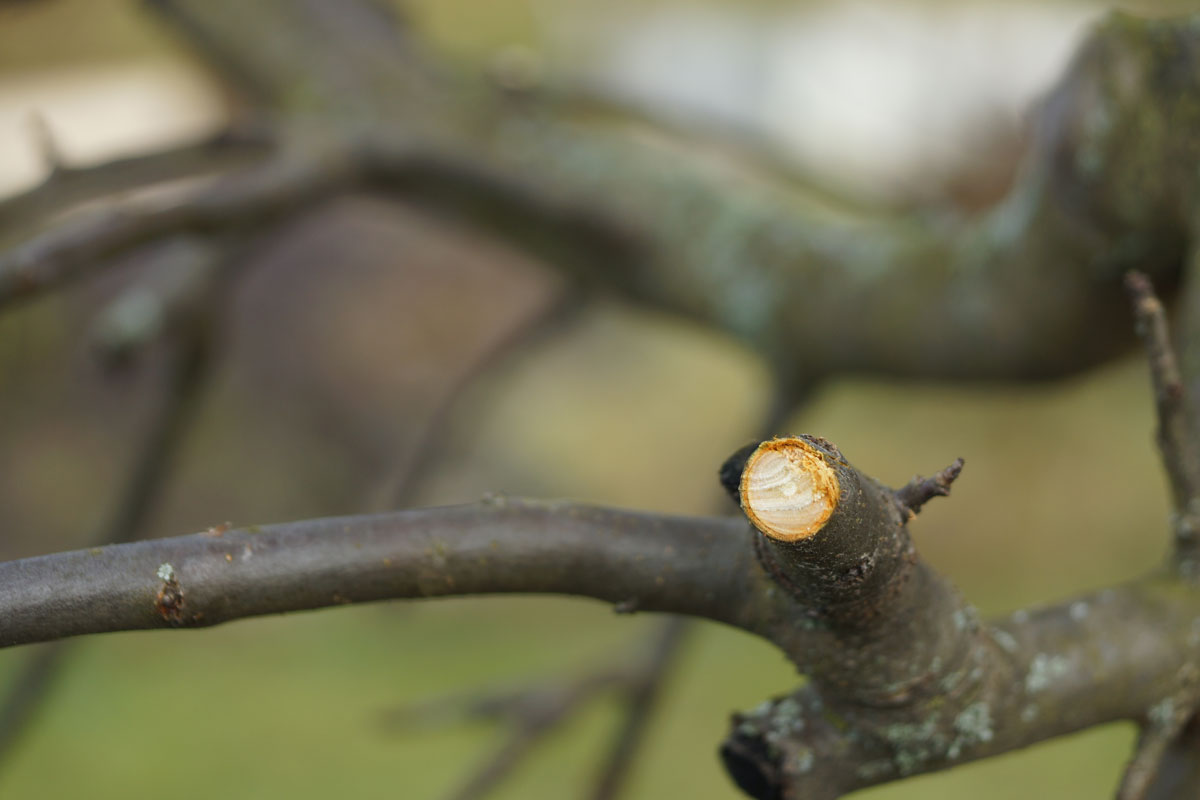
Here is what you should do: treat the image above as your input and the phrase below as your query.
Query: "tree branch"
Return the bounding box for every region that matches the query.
[718,436,1200,798]
[894,458,965,519]
[0,152,347,308]
[0,502,766,648]
[0,125,272,241]
[1,473,1198,799]
[353,12,1200,382]
[7,6,1198,388]
[1126,272,1200,569]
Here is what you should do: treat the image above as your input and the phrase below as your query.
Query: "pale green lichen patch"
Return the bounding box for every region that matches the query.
[990,629,1018,654]
[1148,696,1176,728]
[947,702,994,759]
[952,606,979,633]
[1025,653,1071,693]
[156,563,176,583]
[880,716,941,776]
[773,696,805,732]
[789,747,815,775]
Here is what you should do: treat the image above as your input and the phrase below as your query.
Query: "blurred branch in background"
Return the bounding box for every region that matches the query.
[381,617,689,800]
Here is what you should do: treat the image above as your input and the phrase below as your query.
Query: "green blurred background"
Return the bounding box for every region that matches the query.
[0,0,1185,797]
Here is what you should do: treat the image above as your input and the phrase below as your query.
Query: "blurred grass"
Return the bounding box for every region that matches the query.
[0,0,1179,798]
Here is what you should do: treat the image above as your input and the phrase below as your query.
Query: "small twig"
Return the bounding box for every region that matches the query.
[375,291,580,510]
[382,666,628,800]
[589,616,690,800]
[0,241,224,769]
[893,458,966,519]
[1125,272,1200,561]
[384,620,689,800]
[442,674,616,800]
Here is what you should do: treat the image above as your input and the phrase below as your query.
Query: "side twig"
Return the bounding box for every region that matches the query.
[1126,272,1200,570]
[588,616,690,800]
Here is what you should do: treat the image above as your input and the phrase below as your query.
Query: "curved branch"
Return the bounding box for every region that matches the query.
[7,8,1197,389]
[0,458,1197,798]
[356,12,1200,384]
[0,502,764,648]
[125,2,1200,387]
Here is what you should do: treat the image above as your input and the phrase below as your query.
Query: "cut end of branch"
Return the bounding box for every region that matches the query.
[740,438,839,542]
[894,458,965,518]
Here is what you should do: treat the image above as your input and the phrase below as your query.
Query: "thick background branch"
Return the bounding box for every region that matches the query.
[5,7,1200,389]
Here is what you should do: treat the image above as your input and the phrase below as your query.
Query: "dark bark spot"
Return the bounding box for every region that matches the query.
[155,571,186,626]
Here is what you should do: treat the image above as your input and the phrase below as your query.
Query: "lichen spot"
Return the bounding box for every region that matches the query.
[157,563,176,583]
[740,437,839,542]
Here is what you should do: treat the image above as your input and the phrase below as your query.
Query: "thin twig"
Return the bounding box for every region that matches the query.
[589,616,690,800]
[380,667,629,800]
[381,622,687,800]
[1125,272,1200,561]
[441,674,619,800]
[377,292,581,510]
[894,458,966,519]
